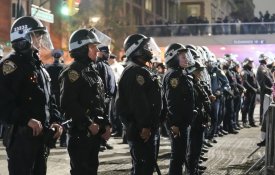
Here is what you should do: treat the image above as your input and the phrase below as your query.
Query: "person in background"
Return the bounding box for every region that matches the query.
[96,45,116,150]
[108,53,124,139]
[45,49,67,147]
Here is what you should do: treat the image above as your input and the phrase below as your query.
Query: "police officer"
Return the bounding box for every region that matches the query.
[162,43,195,174]
[186,61,211,175]
[117,34,162,175]
[256,54,273,123]
[205,55,230,139]
[45,49,66,147]
[230,60,245,129]
[241,58,259,127]
[96,45,118,141]
[222,54,238,134]
[59,28,111,175]
[0,16,63,175]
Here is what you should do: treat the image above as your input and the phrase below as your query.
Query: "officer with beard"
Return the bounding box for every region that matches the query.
[116,34,162,175]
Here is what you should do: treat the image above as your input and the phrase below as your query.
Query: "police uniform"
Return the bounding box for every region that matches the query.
[45,60,64,110]
[188,77,210,175]
[256,63,273,122]
[0,51,61,175]
[117,60,162,174]
[163,68,194,174]
[208,66,229,138]
[242,65,259,126]
[223,67,239,133]
[232,68,245,128]
[45,60,66,147]
[60,58,109,174]
[96,58,118,133]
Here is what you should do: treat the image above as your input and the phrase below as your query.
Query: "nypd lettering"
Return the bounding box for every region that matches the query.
[13,25,28,32]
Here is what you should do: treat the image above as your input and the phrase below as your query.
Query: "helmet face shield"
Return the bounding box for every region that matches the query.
[179,49,195,68]
[145,38,161,62]
[90,28,111,48]
[31,30,53,51]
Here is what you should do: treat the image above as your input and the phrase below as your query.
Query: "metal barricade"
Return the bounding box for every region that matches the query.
[265,103,275,175]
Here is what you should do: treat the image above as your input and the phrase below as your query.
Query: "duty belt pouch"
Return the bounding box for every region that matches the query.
[3,124,15,148]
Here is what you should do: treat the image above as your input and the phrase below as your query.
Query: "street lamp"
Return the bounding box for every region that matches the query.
[89,17,100,24]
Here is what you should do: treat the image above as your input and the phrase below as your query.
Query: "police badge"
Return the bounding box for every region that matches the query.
[136,75,145,85]
[170,78,179,88]
[68,70,79,82]
[3,60,17,75]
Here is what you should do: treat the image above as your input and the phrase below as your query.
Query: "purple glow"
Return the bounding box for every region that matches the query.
[207,44,275,65]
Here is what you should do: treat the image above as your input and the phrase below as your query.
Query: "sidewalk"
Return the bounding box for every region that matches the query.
[0,105,264,175]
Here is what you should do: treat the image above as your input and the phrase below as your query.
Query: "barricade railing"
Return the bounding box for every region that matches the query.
[135,22,275,37]
[265,103,275,175]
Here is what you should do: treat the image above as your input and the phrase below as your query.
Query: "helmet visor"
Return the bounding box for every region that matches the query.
[145,38,161,62]
[179,49,195,68]
[90,28,111,48]
[31,30,53,51]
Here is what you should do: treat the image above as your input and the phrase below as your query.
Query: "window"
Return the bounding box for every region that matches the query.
[12,3,17,18]
[187,4,201,17]
[145,0,152,12]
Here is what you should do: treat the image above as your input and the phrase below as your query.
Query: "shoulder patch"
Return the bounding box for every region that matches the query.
[3,60,17,75]
[170,78,179,88]
[136,75,145,85]
[68,70,79,82]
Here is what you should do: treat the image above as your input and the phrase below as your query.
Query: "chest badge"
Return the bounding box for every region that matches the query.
[68,70,79,82]
[3,60,17,75]
[170,78,179,88]
[136,75,145,85]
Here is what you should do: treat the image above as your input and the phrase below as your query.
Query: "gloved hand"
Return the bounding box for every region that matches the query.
[140,128,151,142]
[171,126,180,138]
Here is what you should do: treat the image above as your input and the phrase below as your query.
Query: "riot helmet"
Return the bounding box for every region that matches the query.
[69,28,100,59]
[98,45,110,60]
[259,53,268,63]
[10,16,53,52]
[0,45,3,59]
[90,28,111,48]
[242,57,254,68]
[266,57,275,69]
[123,34,160,62]
[164,43,195,69]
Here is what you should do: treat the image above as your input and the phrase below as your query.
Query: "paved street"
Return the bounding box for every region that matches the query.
[0,105,265,175]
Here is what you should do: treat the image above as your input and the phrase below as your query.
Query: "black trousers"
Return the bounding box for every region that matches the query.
[6,127,49,175]
[68,134,101,175]
[188,124,204,175]
[241,92,256,124]
[128,132,156,175]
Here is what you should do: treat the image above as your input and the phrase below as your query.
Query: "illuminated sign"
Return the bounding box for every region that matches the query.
[233,39,266,45]
[31,7,54,23]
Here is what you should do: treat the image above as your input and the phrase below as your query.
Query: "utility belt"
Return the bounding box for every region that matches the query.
[3,125,57,149]
[68,115,107,137]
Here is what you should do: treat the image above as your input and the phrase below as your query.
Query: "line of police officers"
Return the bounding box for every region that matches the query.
[0,16,274,175]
